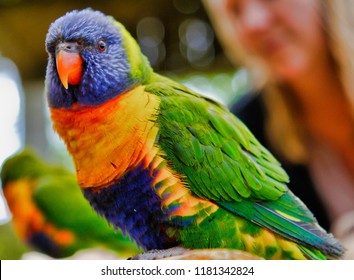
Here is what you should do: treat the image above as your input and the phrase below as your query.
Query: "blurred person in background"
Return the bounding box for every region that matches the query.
[203,0,354,259]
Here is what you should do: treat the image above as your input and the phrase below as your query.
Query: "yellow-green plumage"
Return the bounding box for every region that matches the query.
[147,75,343,259]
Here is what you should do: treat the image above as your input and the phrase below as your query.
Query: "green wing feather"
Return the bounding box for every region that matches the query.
[33,172,139,256]
[1,149,140,257]
[146,74,343,258]
[147,74,289,202]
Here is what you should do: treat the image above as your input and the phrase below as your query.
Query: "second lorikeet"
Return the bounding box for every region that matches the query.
[45,9,344,259]
[1,149,140,258]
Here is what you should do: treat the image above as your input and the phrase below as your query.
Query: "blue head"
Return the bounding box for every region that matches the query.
[45,9,152,108]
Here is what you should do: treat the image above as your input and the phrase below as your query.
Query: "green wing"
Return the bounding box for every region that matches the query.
[2,149,139,257]
[147,74,289,202]
[33,170,140,256]
[145,74,343,257]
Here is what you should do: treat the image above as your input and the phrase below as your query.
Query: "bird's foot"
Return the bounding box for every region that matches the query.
[128,246,189,260]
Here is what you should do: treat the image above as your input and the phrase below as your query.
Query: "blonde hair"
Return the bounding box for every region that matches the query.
[204,0,354,163]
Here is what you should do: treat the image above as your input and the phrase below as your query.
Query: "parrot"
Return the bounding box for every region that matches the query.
[0,149,140,258]
[45,8,344,260]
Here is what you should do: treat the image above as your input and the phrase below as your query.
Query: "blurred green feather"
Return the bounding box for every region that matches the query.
[0,149,140,259]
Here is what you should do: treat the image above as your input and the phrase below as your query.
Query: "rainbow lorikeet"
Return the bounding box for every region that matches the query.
[1,149,140,258]
[45,9,343,260]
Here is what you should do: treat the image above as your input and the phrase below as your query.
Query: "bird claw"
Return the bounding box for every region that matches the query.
[128,246,189,260]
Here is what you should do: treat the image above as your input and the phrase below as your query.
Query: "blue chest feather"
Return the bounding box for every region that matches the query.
[29,232,62,258]
[83,164,178,250]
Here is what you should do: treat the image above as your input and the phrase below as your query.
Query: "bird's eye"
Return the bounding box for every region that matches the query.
[97,40,107,52]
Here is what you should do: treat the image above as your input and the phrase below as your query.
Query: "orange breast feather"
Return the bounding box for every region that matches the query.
[50,86,160,188]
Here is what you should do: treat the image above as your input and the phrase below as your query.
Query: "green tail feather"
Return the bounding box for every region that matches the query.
[218,193,344,258]
[299,246,327,260]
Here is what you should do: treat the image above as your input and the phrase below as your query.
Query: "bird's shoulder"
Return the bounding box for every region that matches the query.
[144,73,289,202]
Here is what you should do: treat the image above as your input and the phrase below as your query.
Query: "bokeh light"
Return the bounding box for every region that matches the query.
[0,58,25,224]
[179,18,215,68]
[173,0,201,14]
[137,17,166,68]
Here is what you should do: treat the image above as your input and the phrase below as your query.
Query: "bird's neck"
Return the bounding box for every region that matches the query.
[50,85,160,188]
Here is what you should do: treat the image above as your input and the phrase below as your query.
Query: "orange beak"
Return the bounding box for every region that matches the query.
[56,50,83,89]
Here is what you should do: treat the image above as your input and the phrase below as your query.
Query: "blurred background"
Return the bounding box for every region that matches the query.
[0,0,249,259]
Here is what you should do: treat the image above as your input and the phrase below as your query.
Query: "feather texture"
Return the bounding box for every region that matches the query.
[1,150,140,258]
[45,9,344,259]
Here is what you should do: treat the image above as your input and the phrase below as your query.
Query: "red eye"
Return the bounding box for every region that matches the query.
[97,40,107,52]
